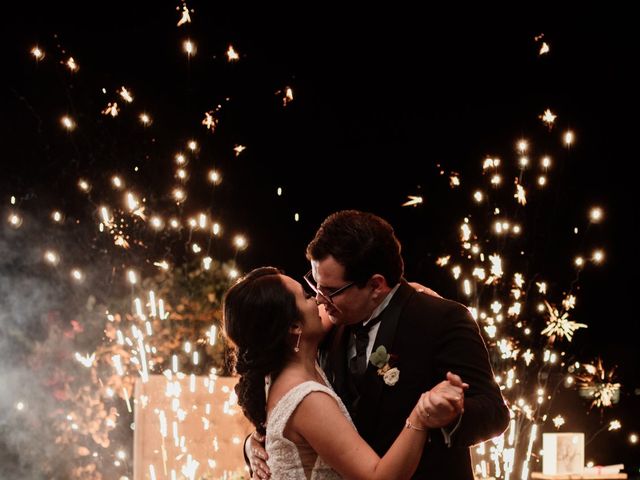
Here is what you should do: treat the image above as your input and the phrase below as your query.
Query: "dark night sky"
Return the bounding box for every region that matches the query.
[3,0,639,470]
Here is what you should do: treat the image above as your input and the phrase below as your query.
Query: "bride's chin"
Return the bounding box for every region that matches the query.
[319,309,336,332]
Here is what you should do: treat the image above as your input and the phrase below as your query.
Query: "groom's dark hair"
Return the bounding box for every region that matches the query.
[306,210,404,286]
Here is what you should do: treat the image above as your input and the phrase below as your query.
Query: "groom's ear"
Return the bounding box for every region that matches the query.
[369,274,388,295]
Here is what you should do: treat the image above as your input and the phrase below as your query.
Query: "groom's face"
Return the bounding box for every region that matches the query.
[310,256,375,326]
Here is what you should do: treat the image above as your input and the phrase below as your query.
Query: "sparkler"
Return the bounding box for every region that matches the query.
[226,45,239,62]
[177,4,191,26]
[435,118,613,477]
[8,9,626,480]
[31,46,44,60]
[402,195,423,207]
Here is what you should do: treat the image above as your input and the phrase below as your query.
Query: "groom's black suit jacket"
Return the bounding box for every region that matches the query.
[319,281,509,480]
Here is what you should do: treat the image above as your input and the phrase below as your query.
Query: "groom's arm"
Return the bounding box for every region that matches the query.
[433,303,510,447]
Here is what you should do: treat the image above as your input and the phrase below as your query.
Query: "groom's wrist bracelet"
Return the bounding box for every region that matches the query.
[405,418,427,431]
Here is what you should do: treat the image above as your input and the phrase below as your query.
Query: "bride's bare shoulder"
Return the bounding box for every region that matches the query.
[266,369,312,411]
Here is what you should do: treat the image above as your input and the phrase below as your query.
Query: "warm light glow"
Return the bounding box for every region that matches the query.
[226,45,239,61]
[31,46,44,60]
[126,192,139,211]
[538,176,547,186]
[66,57,79,72]
[609,420,621,431]
[208,170,221,185]
[78,179,90,192]
[575,256,585,267]
[150,216,163,230]
[592,250,605,264]
[202,111,218,132]
[139,113,151,125]
[540,109,557,127]
[517,140,528,153]
[177,4,191,26]
[8,213,22,228]
[541,156,552,169]
[482,157,500,169]
[233,235,248,250]
[71,269,84,281]
[183,39,195,56]
[590,207,603,223]
[112,176,123,189]
[564,130,575,146]
[173,188,186,203]
[188,140,197,151]
[127,270,138,285]
[474,191,483,202]
[44,250,60,265]
[175,154,186,165]
[402,195,423,207]
[515,184,527,205]
[172,354,178,372]
[102,102,119,117]
[281,86,294,106]
[118,86,133,103]
[630,434,638,444]
[100,206,112,226]
[61,116,76,131]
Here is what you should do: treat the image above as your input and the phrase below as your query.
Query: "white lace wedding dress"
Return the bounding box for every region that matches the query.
[265,367,353,479]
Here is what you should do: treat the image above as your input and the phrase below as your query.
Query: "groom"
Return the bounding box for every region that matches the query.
[248,210,509,479]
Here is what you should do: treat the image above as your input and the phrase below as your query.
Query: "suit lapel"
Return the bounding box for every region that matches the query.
[356,281,415,431]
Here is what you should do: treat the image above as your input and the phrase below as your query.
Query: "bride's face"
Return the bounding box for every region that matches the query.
[281,275,323,333]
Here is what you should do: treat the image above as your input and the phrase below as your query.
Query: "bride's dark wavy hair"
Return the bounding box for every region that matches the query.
[223,267,301,435]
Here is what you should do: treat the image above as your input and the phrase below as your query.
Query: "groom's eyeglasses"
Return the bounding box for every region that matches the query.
[303,270,356,305]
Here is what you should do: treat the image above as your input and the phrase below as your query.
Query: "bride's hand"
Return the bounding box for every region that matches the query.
[415,373,468,429]
[408,282,441,298]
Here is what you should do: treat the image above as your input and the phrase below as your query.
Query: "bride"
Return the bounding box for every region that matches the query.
[223,267,466,480]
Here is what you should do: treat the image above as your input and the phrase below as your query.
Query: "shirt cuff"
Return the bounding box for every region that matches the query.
[441,411,463,447]
[243,434,253,475]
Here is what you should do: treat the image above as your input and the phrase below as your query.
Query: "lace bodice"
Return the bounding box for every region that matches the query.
[265,369,353,479]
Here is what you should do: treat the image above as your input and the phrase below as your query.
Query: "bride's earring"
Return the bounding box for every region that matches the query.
[294,329,302,353]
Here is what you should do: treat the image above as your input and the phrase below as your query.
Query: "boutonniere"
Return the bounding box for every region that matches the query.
[369,346,400,386]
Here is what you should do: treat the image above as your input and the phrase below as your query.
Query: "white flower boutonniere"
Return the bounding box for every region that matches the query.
[383,367,400,386]
[370,346,400,386]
